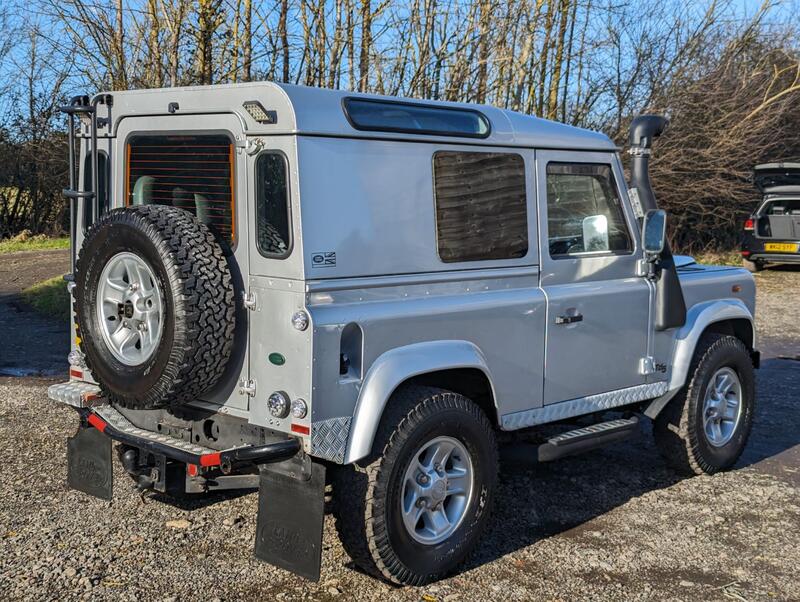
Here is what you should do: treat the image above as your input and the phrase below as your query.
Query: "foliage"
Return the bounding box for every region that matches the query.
[1,0,799,252]
[21,276,70,321]
[0,231,69,253]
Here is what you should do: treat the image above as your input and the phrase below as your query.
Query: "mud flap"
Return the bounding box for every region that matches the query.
[67,426,113,500]
[254,460,326,581]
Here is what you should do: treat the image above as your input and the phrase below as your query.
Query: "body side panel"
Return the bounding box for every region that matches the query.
[305,270,547,465]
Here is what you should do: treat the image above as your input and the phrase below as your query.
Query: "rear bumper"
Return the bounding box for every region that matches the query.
[77,405,301,470]
[741,233,800,263]
[745,252,800,264]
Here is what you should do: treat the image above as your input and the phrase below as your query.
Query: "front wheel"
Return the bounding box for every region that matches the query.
[332,386,498,585]
[654,334,755,474]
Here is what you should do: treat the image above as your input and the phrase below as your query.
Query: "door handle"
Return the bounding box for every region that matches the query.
[555,314,583,325]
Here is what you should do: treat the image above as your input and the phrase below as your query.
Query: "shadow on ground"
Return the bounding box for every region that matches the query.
[458,357,800,575]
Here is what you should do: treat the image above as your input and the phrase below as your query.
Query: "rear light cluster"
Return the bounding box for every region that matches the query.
[743,218,755,231]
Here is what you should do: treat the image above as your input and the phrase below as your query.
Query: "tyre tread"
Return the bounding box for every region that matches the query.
[332,386,497,585]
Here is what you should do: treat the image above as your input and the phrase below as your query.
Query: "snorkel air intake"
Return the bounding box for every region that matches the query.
[629,115,669,212]
[628,115,687,331]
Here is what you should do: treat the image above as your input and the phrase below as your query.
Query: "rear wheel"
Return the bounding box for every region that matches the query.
[653,334,755,475]
[742,257,763,272]
[332,386,497,585]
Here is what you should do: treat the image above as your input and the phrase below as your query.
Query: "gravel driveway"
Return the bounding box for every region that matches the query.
[0,254,798,601]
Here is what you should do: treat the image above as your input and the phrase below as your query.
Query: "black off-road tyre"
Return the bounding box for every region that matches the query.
[331,386,498,585]
[742,257,763,273]
[74,206,235,409]
[653,334,755,475]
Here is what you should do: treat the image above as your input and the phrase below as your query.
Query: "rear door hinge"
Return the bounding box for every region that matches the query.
[639,356,656,375]
[242,291,257,311]
[238,379,257,397]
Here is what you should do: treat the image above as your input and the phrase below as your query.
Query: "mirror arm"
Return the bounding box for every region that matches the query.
[643,250,663,281]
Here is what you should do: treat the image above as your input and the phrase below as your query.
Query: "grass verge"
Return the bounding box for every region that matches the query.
[0,235,69,254]
[692,250,742,266]
[22,276,70,321]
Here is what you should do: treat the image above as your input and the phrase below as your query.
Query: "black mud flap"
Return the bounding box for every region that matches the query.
[67,426,113,500]
[254,460,326,581]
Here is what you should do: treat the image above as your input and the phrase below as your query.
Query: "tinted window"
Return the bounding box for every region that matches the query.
[763,199,800,215]
[126,134,235,243]
[83,151,108,230]
[434,151,528,262]
[546,163,632,257]
[256,153,291,257]
[345,98,490,138]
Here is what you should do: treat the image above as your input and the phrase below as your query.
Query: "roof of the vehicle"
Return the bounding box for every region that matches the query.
[105,82,617,151]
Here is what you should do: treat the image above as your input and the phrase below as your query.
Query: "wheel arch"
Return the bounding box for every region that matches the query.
[644,299,755,419]
[343,341,497,465]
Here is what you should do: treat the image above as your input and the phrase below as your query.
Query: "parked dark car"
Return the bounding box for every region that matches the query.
[741,162,800,272]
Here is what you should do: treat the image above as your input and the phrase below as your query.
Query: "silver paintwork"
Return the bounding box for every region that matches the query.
[96,252,164,366]
[59,82,757,467]
[400,436,474,545]
[501,381,668,430]
[97,83,616,152]
[702,367,743,447]
[666,298,754,394]
[343,340,497,465]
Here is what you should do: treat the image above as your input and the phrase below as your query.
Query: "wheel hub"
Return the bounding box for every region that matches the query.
[401,435,474,545]
[702,366,743,447]
[96,252,164,366]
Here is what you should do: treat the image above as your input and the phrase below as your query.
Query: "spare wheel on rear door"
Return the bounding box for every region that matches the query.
[74,205,236,409]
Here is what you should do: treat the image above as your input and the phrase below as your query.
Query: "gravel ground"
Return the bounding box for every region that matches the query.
[751,266,800,360]
[0,255,798,601]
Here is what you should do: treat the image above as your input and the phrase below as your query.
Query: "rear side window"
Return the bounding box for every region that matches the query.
[126,134,235,243]
[433,151,528,262]
[546,163,632,257]
[255,153,291,257]
[763,199,800,215]
[344,98,490,138]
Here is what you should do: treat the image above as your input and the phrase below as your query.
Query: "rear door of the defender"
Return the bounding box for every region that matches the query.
[114,114,250,410]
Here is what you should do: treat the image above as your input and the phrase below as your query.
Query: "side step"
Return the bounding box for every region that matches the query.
[536,417,640,462]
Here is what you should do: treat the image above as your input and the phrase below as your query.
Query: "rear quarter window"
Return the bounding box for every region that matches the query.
[433,151,528,262]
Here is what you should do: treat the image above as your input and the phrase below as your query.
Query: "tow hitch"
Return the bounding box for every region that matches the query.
[66,403,327,580]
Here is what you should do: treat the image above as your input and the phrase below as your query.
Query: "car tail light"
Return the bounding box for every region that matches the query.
[743,218,754,231]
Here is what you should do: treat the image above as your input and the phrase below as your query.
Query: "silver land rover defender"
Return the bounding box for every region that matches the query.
[50,83,758,585]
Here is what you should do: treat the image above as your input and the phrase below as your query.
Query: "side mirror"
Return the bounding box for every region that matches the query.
[642,209,667,256]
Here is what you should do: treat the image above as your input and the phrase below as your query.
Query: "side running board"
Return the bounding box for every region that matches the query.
[537,416,640,462]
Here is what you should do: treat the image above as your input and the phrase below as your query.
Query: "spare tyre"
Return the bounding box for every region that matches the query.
[74,205,236,409]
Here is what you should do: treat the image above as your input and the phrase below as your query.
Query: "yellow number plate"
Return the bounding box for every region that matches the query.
[765,242,798,252]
